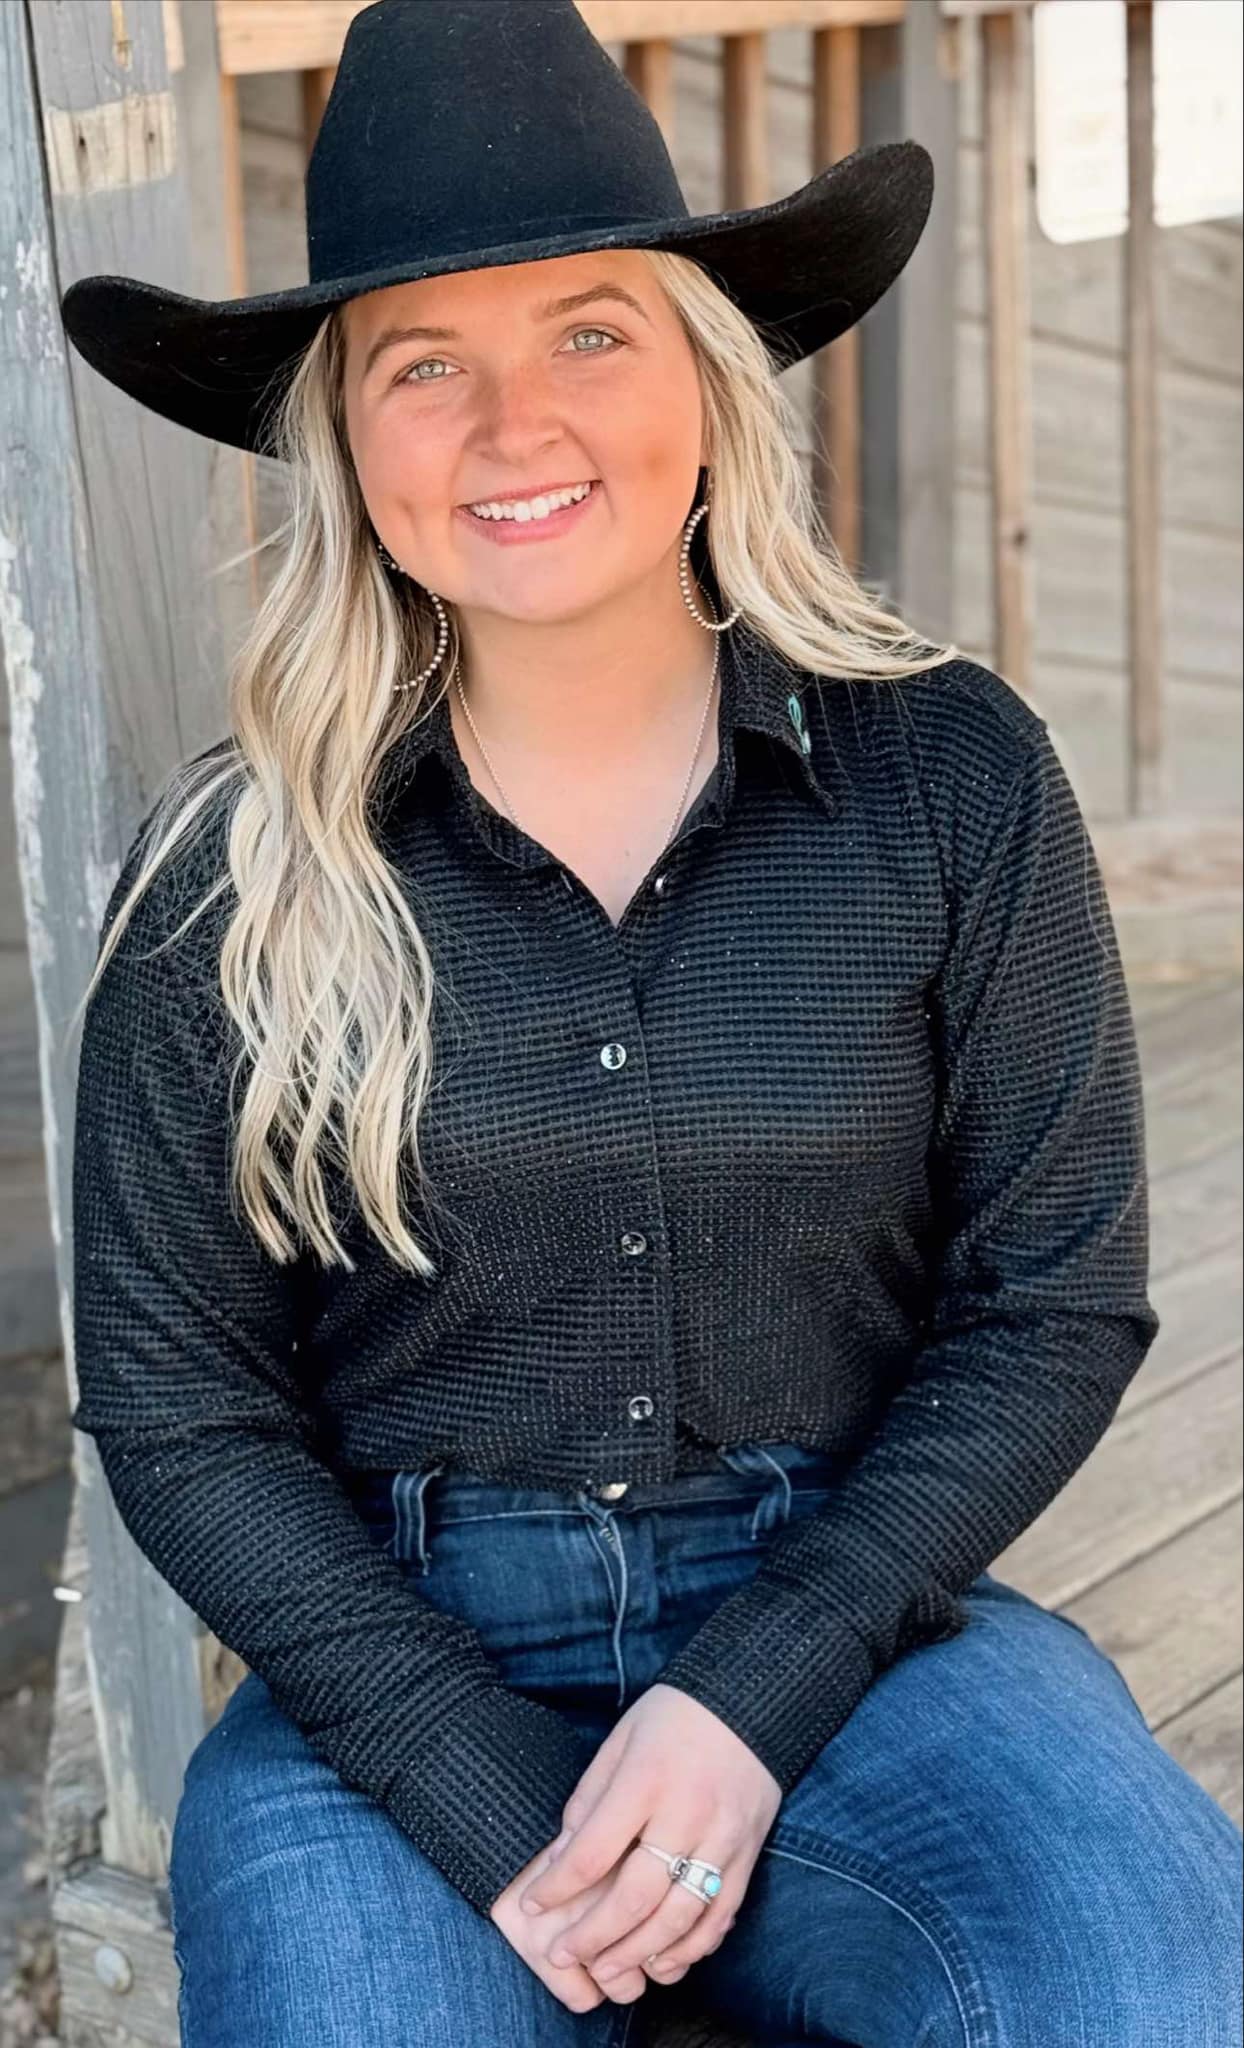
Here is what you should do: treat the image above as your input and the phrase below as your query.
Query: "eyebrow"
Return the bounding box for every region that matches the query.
[360,283,652,380]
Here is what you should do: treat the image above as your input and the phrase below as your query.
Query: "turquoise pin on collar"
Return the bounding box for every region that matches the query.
[786,692,813,755]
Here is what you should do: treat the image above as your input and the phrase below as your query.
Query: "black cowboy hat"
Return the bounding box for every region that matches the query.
[58,0,935,458]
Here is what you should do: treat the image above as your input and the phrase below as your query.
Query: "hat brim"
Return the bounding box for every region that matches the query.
[59,138,932,457]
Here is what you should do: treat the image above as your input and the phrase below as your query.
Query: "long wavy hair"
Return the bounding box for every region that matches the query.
[71,248,962,1280]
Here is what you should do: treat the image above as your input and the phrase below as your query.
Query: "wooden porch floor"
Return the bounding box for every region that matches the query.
[995,972,1243,1825]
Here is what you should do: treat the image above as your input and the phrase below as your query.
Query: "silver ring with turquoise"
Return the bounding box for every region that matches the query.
[638,1840,725,1904]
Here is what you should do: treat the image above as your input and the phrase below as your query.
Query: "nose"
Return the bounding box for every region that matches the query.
[469,356,568,446]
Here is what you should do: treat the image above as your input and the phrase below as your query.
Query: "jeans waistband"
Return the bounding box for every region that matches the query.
[346,1439,845,1573]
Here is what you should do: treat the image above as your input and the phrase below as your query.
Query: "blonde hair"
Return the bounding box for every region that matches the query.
[71,249,962,1280]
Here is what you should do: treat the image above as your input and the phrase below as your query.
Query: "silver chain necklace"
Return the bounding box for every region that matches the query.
[450,629,722,855]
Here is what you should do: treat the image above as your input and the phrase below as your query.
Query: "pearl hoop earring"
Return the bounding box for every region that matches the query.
[375,537,452,694]
[377,469,738,695]
[679,474,741,632]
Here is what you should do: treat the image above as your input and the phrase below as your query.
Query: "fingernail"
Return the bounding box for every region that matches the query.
[520,1897,544,1916]
[594,1963,619,1982]
[551,1827,573,1854]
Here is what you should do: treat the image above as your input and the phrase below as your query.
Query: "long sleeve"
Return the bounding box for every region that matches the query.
[69,819,594,1915]
[653,717,1160,1790]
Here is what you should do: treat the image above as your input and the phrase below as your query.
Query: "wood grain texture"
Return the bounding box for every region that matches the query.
[6,0,242,1903]
[214,0,907,78]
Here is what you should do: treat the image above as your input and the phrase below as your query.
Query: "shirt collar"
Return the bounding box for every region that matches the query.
[366,616,838,854]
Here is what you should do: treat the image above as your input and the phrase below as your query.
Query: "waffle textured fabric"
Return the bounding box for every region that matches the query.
[71,620,1159,1916]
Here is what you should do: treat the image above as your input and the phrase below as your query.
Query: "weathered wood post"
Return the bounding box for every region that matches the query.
[859,0,960,642]
[2,0,246,2035]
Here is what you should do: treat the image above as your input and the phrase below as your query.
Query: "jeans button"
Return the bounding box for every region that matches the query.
[595,1480,629,1499]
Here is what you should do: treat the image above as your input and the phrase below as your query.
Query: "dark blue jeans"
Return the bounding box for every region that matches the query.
[169,1442,1243,2046]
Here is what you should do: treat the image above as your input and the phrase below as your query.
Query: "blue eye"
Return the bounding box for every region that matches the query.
[567,327,621,354]
[398,327,621,385]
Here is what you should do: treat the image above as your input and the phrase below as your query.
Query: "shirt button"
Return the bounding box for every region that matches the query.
[600,1043,628,1070]
[619,1230,648,1257]
[652,872,669,896]
[626,1394,656,1423]
[596,1480,629,1499]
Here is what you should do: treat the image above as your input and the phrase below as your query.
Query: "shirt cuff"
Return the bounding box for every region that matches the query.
[651,1575,969,1792]
[386,1686,599,1915]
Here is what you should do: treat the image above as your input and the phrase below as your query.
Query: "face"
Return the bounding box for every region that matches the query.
[339,249,706,627]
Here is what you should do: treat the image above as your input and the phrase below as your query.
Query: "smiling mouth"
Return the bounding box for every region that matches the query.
[462,480,600,523]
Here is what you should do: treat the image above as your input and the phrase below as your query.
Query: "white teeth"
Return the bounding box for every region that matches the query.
[466,481,595,521]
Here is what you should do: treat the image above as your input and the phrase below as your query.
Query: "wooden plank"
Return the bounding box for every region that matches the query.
[859,0,959,637]
[1059,1498,1242,1735]
[811,26,862,566]
[176,0,261,615]
[1130,975,1226,1023]
[300,64,336,156]
[1160,1673,1244,1828]
[214,0,907,77]
[957,138,1243,383]
[1125,0,1162,816]
[1090,815,1243,983]
[50,1860,180,2041]
[940,0,1033,14]
[1149,1142,1242,1279]
[980,6,1034,695]
[1143,1062,1244,1183]
[955,318,1243,538]
[994,1354,1242,1609]
[722,33,769,208]
[954,485,1241,689]
[1121,1238,1243,1411]
[43,1494,106,1883]
[1133,980,1242,1087]
[1092,818,1242,915]
[11,0,229,1894]
[624,38,676,144]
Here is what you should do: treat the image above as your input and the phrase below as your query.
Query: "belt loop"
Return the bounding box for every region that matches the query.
[390,1462,445,1573]
[748,1445,793,1539]
[716,1441,793,1540]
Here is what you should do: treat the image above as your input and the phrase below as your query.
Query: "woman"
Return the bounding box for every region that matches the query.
[60,3,1241,2044]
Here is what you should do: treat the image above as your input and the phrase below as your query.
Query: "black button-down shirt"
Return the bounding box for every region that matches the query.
[70,621,1158,1914]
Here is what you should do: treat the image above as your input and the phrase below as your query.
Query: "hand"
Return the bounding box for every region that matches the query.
[490,1836,650,2013]
[514,1683,781,1993]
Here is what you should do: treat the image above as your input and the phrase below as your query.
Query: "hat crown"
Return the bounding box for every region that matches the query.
[305,0,689,285]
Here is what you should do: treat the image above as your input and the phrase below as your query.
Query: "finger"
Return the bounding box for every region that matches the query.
[545,1841,685,1968]
[557,1723,630,1835]
[521,1725,631,1903]
[520,1773,653,1913]
[589,1838,746,1984]
[538,1957,608,2017]
[644,1901,738,1980]
[590,1962,650,2008]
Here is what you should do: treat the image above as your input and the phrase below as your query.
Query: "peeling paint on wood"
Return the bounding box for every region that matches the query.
[43,89,177,198]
